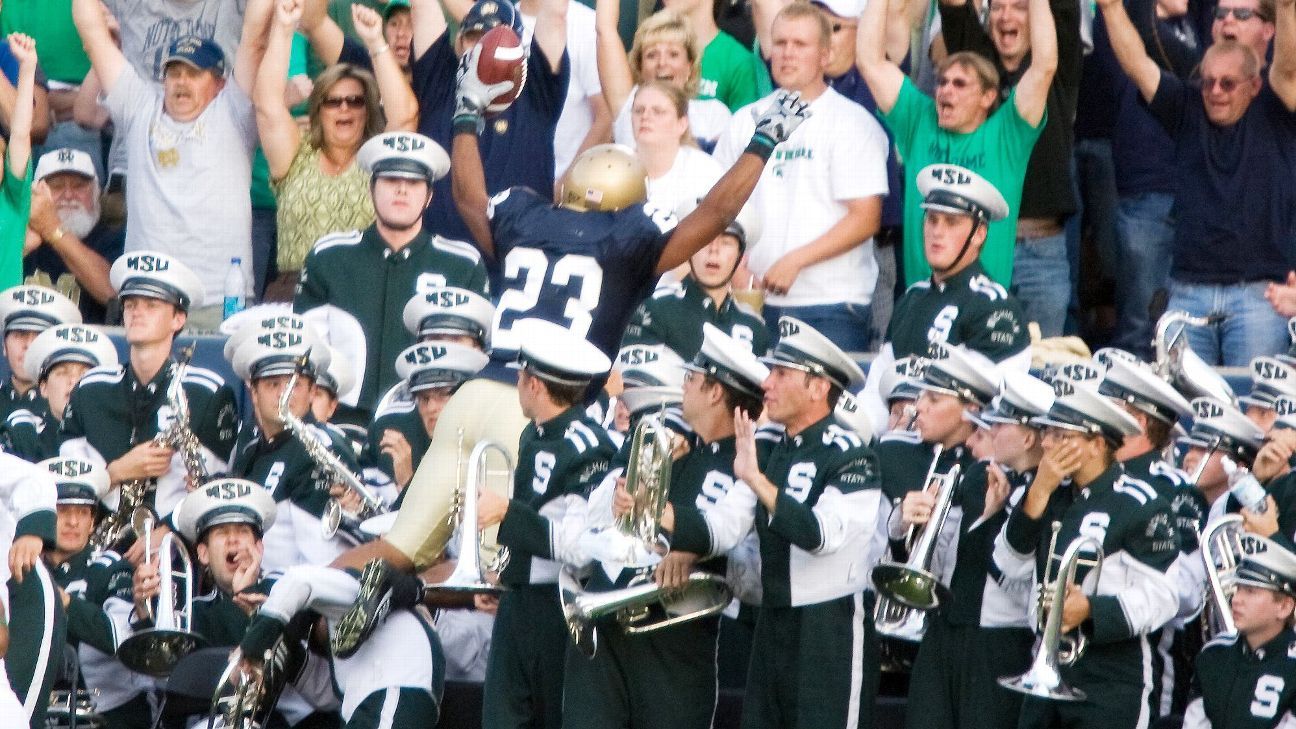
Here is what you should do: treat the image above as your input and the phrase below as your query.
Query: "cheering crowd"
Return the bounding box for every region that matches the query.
[0,0,1294,725]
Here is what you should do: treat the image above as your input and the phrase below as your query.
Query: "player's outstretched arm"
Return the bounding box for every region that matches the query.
[656,91,809,274]
[450,44,518,260]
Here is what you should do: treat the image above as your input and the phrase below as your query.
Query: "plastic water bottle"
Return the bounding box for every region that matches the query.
[223,257,247,320]
[1222,456,1269,514]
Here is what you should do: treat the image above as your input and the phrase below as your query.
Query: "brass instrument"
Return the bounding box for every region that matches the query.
[998,525,1104,701]
[46,688,103,728]
[90,346,207,551]
[872,448,961,611]
[1153,311,1234,404]
[583,413,673,568]
[277,351,386,541]
[208,642,291,729]
[424,437,513,596]
[1201,514,1271,640]
[558,566,732,658]
[116,518,204,677]
[872,446,949,650]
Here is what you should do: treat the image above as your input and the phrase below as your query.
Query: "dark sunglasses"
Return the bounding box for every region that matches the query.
[1200,74,1252,92]
[1213,6,1262,20]
[322,94,366,109]
[936,76,974,89]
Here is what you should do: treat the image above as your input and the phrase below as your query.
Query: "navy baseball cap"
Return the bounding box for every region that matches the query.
[163,35,227,75]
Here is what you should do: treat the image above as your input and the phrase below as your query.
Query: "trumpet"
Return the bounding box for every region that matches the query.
[872,447,961,611]
[424,436,513,596]
[1200,514,1271,640]
[558,566,732,658]
[116,515,204,677]
[998,525,1104,701]
[277,351,386,541]
[583,413,673,568]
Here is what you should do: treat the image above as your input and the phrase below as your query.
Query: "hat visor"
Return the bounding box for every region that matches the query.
[408,378,464,394]
[163,56,220,73]
[912,380,962,399]
[119,280,188,309]
[980,410,1032,426]
[963,410,992,430]
[56,496,100,506]
[919,201,976,217]
[1028,414,1097,434]
[251,361,313,381]
[375,169,431,181]
[1232,575,1289,593]
[1237,394,1275,410]
[5,313,58,333]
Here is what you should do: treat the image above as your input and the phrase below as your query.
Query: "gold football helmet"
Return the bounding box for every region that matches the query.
[558,144,648,212]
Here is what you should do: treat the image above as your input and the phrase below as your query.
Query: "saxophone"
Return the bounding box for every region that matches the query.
[90,347,209,551]
[277,351,386,541]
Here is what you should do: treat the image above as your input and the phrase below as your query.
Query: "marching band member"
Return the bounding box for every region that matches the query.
[0,284,81,422]
[1184,398,1269,526]
[1095,352,1203,718]
[876,356,922,435]
[60,251,238,560]
[563,325,766,729]
[621,210,770,359]
[225,314,359,574]
[309,344,357,432]
[672,317,887,728]
[3,323,118,462]
[0,451,58,724]
[364,286,493,490]
[860,165,1031,431]
[293,132,491,422]
[1182,543,1296,728]
[898,357,1053,729]
[1239,357,1296,434]
[40,458,150,729]
[995,380,1180,729]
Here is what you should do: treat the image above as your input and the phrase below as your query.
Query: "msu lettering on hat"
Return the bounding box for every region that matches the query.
[618,345,686,415]
[359,132,450,182]
[834,391,873,442]
[878,356,922,404]
[110,251,205,311]
[22,324,119,383]
[0,285,82,334]
[230,314,330,382]
[982,373,1055,425]
[1184,397,1264,463]
[317,344,357,399]
[913,342,999,406]
[1239,356,1296,411]
[1033,378,1142,442]
[40,457,110,506]
[162,35,226,75]
[762,316,865,391]
[174,478,277,543]
[512,319,611,385]
[685,323,769,400]
[396,341,489,393]
[916,164,1010,223]
[1235,540,1296,597]
[402,287,494,343]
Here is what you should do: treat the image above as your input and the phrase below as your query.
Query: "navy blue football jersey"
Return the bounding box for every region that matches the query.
[484,187,675,371]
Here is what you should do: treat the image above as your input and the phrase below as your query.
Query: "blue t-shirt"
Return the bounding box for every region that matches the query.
[1147,72,1296,283]
[23,222,125,324]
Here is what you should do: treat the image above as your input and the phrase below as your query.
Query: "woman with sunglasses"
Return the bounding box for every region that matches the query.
[255,0,418,301]
[595,0,732,151]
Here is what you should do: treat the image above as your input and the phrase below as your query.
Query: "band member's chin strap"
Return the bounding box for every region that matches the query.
[934,217,984,276]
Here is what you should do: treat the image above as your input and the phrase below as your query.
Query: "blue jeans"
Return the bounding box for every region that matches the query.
[1112,192,1175,359]
[1167,280,1289,366]
[762,302,873,354]
[1010,232,1071,338]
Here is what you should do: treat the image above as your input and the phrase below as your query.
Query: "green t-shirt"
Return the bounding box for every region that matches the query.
[0,155,32,290]
[881,78,1043,286]
[0,1,89,84]
[698,31,762,112]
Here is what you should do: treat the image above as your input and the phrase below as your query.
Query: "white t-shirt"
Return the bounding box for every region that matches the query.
[646,145,724,217]
[613,90,731,150]
[106,67,257,305]
[522,3,602,178]
[714,87,889,307]
[104,0,246,80]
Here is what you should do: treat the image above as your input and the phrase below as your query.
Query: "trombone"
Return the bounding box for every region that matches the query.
[424,437,513,596]
[116,512,204,677]
[998,525,1104,701]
